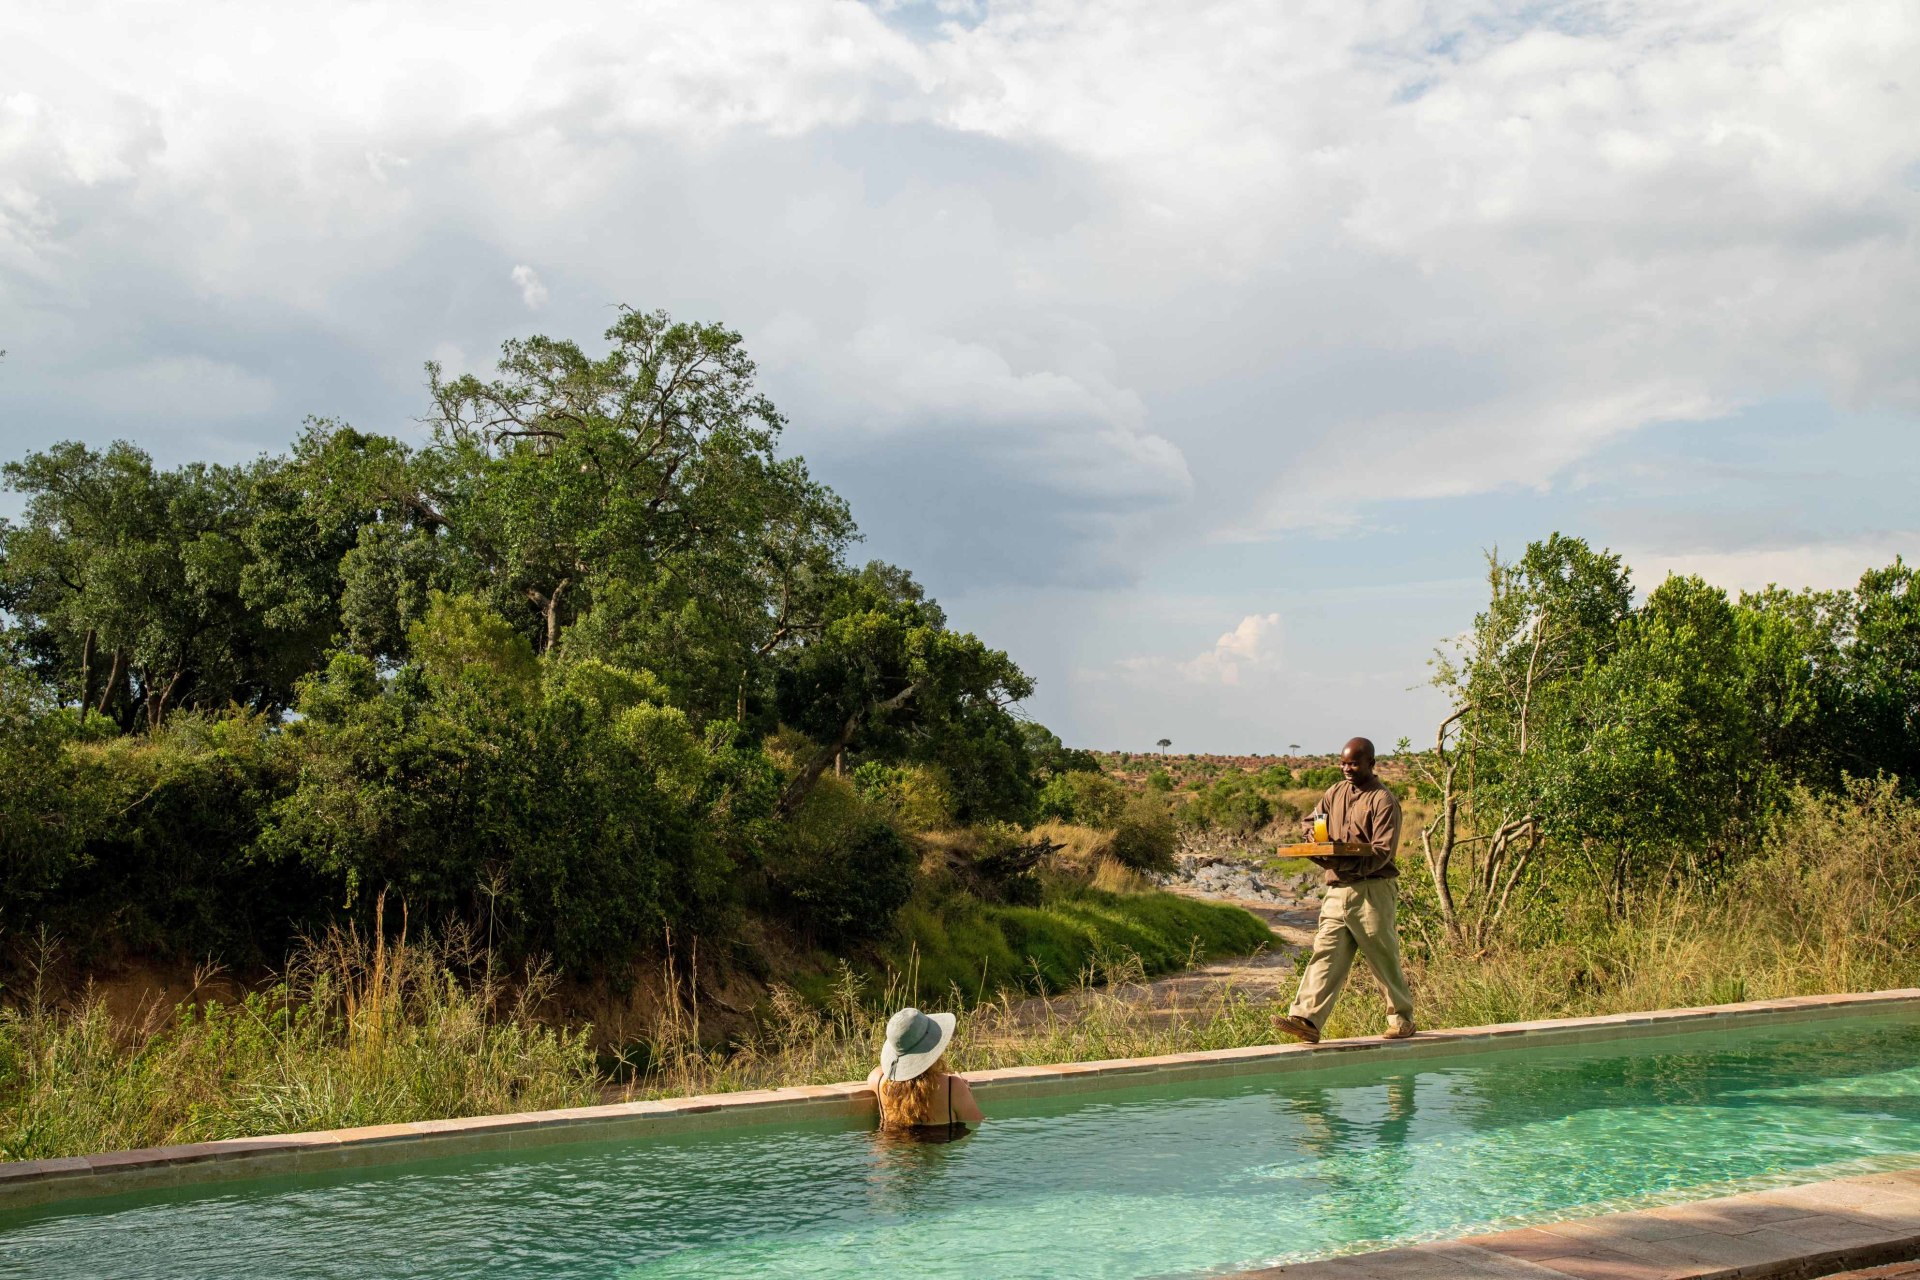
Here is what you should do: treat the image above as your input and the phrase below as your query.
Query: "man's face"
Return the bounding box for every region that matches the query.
[1339,745,1375,784]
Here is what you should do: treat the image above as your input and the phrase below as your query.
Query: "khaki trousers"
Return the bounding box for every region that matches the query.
[1289,877,1414,1028]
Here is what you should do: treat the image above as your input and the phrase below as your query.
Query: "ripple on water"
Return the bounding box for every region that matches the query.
[2,1017,1918,1280]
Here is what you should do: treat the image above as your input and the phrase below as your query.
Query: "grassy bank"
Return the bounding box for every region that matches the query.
[0,920,601,1163]
[5,786,1915,1162]
[874,884,1273,1003]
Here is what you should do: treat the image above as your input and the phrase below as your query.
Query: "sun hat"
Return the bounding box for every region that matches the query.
[879,1007,956,1082]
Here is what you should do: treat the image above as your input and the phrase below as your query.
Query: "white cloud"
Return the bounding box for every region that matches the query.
[6,1,1915,524]
[1106,611,1284,686]
[2,0,1917,744]
[1238,380,1729,537]
[1179,611,1284,684]
[1623,534,1916,597]
[510,264,549,310]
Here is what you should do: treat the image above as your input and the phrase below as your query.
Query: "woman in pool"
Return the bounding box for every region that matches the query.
[866,1007,985,1131]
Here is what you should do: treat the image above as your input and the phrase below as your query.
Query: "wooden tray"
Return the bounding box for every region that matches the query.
[1274,841,1374,859]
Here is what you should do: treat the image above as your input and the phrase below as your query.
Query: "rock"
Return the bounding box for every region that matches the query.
[1156,851,1321,905]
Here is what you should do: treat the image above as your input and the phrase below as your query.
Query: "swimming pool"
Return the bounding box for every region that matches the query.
[4,1014,1918,1279]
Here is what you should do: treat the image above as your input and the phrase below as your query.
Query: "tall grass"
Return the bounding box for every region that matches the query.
[1320,778,1920,1038]
[622,950,1283,1102]
[0,900,598,1162]
[5,783,1916,1162]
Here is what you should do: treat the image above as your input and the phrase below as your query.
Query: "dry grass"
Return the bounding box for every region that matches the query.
[1030,820,1118,872]
[0,899,599,1162]
[5,784,1914,1161]
[619,949,1281,1102]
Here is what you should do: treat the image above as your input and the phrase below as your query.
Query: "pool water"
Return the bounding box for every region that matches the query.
[4,1016,1920,1279]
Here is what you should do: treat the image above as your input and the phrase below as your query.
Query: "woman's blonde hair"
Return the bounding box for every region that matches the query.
[877,1056,954,1128]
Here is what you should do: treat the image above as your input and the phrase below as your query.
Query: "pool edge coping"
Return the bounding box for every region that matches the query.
[3,986,1917,1211]
[1218,1167,1920,1279]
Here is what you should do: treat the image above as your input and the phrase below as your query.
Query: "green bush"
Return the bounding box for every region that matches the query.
[1111,792,1177,872]
[1299,765,1342,790]
[1035,769,1125,826]
[66,713,315,962]
[850,760,957,832]
[253,597,765,971]
[0,668,95,928]
[1256,763,1294,788]
[768,776,917,945]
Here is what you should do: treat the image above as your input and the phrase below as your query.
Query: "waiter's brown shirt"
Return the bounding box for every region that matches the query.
[1313,777,1402,885]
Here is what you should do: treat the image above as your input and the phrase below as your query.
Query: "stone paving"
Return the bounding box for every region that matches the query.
[1231,1169,1920,1280]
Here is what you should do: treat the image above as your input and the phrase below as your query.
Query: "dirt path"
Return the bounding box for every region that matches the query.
[987,890,1320,1032]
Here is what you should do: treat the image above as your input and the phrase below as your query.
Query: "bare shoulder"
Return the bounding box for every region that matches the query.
[950,1074,986,1124]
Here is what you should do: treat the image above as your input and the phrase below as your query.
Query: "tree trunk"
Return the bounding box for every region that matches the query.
[777,682,920,817]
[79,628,99,715]
[525,578,570,654]
[1419,706,1469,934]
[97,646,126,718]
[146,668,186,732]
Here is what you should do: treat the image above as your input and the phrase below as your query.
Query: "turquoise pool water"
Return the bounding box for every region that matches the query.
[4,1015,1919,1279]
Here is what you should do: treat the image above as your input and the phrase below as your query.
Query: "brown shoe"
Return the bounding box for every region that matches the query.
[1384,1017,1415,1039]
[1271,1014,1321,1044]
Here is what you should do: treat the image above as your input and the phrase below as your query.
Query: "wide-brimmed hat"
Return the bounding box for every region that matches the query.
[879,1007,956,1082]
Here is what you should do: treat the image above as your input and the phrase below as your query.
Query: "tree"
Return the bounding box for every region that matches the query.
[422,307,850,669]
[1831,559,1920,787]
[254,594,770,969]
[242,419,451,666]
[1156,737,1171,752]
[1419,534,1635,936]
[773,563,1035,821]
[0,442,297,727]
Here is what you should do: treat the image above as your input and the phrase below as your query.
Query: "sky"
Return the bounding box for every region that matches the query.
[3,0,1917,753]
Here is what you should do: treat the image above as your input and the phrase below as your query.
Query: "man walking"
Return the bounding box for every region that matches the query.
[1272,737,1416,1043]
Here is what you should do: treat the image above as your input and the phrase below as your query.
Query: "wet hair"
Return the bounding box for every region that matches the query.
[877,1056,954,1128]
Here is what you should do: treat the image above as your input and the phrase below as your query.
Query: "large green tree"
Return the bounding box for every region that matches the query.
[1,443,284,726]
[773,563,1036,822]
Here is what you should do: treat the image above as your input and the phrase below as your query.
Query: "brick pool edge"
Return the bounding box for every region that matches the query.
[3,987,1917,1212]
[1226,1168,1920,1279]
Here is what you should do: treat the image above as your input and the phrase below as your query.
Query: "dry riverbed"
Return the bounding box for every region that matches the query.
[982,851,1323,1034]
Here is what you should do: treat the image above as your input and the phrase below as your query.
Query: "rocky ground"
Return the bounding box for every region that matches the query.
[1157,848,1324,907]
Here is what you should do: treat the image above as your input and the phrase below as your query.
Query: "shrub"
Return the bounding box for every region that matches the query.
[1111,792,1176,873]
[850,761,957,832]
[1197,776,1271,834]
[253,598,765,971]
[1035,769,1125,827]
[0,668,95,930]
[65,712,313,962]
[768,777,916,945]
